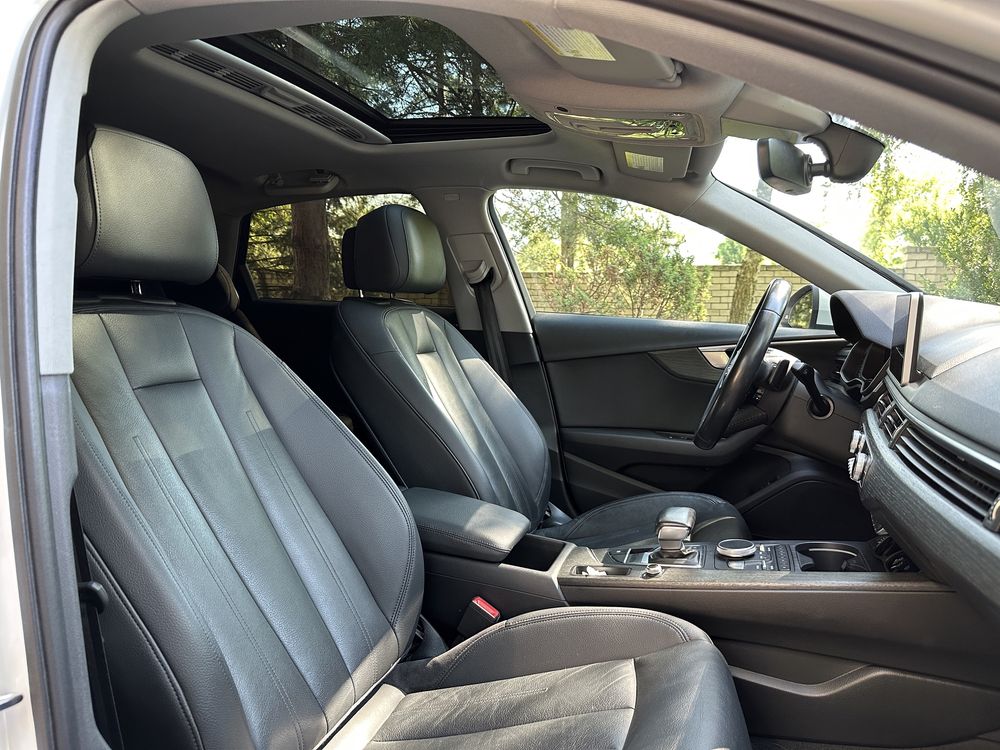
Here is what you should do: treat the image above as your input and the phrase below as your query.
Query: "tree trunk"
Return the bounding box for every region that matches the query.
[559,192,580,269]
[728,180,773,322]
[290,200,331,300]
[728,251,763,323]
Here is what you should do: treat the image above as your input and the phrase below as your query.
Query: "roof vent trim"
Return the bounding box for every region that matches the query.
[148,41,390,145]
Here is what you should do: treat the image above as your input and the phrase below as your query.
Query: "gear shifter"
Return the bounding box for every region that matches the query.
[650,507,696,561]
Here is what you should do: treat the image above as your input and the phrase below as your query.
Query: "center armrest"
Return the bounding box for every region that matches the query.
[403,487,531,563]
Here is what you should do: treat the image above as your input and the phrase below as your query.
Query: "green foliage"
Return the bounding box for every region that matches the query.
[857,128,1000,303]
[251,17,522,119]
[496,190,708,320]
[715,237,748,264]
[247,194,422,300]
[899,172,1000,303]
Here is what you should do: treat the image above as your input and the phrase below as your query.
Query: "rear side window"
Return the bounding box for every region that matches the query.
[245,194,452,306]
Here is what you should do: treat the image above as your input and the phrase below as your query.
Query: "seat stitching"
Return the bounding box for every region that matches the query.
[134,437,306,750]
[400,686,549,711]
[413,523,514,554]
[435,610,692,688]
[248,409,377,687]
[346,302,481,499]
[237,322,417,631]
[424,319,535,519]
[371,705,635,743]
[72,415,235,733]
[86,538,205,750]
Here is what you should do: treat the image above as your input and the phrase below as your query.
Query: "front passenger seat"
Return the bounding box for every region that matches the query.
[71,126,751,749]
[332,205,750,548]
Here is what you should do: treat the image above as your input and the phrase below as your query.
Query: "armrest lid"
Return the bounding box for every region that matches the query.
[403,487,531,563]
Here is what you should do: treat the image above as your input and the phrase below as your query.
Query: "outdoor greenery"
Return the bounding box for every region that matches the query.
[860,131,1000,303]
[247,194,422,300]
[249,17,524,119]
[495,190,709,320]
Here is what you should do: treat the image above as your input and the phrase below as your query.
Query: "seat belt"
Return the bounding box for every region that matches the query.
[71,492,124,750]
[467,265,511,384]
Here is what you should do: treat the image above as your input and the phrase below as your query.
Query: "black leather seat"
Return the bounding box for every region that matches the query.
[70,126,750,749]
[332,204,750,548]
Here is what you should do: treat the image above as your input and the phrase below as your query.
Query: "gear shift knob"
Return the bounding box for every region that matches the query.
[650,507,696,561]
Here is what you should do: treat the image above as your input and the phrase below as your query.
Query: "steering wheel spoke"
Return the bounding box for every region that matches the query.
[694,279,792,450]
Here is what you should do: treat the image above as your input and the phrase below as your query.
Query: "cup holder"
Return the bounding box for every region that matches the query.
[796,543,869,572]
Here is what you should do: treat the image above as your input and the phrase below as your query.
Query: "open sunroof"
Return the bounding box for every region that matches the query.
[207,17,549,142]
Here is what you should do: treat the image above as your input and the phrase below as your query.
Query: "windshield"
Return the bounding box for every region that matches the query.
[713,124,1000,305]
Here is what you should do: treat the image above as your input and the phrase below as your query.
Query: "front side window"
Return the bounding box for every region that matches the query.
[493,189,814,326]
[714,123,1000,305]
[245,194,452,307]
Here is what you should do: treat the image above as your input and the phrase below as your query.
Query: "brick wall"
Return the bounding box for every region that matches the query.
[253,247,949,321]
[521,264,810,323]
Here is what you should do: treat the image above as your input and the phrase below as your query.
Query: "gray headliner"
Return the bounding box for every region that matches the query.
[36,0,1000,372]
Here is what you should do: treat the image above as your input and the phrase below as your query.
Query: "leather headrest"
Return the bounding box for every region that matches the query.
[343,205,445,294]
[75,126,218,284]
[341,226,358,290]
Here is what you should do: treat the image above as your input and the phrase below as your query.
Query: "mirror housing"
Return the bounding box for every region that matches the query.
[808,123,884,183]
[758,123,884,195]
[783,284,821,329]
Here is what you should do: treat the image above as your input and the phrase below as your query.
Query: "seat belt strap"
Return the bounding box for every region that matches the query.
[71,492,124,750]
[469,267,511,384]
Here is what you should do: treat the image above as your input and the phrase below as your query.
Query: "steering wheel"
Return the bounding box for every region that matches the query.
[694,279,792,450]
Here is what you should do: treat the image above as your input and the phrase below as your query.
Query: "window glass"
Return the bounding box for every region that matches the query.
[243,17,527,119]
[493,189,814,325]
[713,120,1000,305]
[246,194,452,306]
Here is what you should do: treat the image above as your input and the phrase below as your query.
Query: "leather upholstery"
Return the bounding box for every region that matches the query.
[75,126,217,283]
[70,128,750,750]
[345,205,446,293]
[73,302,423,749]
[167,264,261,338]
[332,608,751,749]
[403,487,531,562]
[332,275,749,547]
[333,298,551,529]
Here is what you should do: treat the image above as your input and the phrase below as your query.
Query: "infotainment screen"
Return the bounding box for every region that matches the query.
[889,291,923,386]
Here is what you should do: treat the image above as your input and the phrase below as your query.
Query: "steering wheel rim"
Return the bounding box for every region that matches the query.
[694,279,792,450]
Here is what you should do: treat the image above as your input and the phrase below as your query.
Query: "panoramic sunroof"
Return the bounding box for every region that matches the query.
[207,17,548,142]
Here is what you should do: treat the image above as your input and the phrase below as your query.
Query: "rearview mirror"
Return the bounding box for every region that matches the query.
[757,139,824,195]
[758,123,884,195]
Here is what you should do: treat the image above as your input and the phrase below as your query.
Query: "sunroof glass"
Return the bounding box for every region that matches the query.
[246,17,527,120]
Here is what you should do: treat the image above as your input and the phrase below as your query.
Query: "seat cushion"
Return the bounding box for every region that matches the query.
[330,607,751,749]
[538,491,749,548]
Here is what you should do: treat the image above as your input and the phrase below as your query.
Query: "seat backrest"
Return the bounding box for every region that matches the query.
[331,205,550,528]
[72,127,422,750]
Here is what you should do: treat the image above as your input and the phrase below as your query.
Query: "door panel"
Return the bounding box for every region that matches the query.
[533,312,866,537]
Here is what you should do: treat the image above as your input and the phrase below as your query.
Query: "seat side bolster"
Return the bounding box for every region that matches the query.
[398,607,710,692]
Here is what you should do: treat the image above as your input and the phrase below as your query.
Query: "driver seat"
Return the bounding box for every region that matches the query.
[331,205,749,547]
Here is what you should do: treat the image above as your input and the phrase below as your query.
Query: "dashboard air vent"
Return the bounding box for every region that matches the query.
[877,391,1000,530]
[148,42,387,144]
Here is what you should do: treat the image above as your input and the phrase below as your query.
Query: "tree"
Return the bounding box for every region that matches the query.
[247,194,423,300]
[496,190,708,320]
[252,17,521,119]
[715,237,747,264]
[855,126,1000,303]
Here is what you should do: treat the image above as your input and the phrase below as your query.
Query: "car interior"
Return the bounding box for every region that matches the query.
[7,1,1000,749]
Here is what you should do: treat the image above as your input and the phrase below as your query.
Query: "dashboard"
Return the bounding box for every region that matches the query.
[832,290,1000,621]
